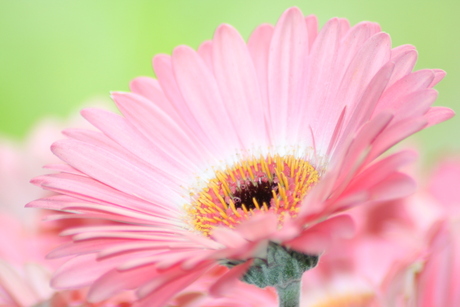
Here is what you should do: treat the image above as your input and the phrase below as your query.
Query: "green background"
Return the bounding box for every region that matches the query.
[1,0,458,162]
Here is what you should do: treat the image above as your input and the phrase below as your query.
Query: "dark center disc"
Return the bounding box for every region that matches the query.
[231,179,278,210]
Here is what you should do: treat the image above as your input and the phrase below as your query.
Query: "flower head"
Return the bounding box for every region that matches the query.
[0,120,136,307]
[384,158,460,307]
[29,7,453,306]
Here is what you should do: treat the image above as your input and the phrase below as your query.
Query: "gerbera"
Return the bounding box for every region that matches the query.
[386,158,460,307]
[0,117,136,307]
[28,7,453,307]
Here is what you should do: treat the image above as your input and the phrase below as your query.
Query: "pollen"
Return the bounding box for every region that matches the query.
[186,154,319,236]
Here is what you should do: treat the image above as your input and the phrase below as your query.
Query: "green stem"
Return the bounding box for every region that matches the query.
[224,242,317,307]
[276,278,301,307]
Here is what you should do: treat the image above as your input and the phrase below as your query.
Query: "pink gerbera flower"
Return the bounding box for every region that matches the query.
[0,117,136,307]
[29,7,453,307]
[386,158,460,307]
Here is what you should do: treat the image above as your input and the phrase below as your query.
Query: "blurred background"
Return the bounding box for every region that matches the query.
[1,0,459,164]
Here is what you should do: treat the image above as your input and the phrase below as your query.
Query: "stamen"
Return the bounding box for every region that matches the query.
[252,197,261,210]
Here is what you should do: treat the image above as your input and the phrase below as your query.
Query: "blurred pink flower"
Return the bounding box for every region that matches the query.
[0,113,136,306]
[300,224,421,307]
[299,157,460,307]
[0,119,75,306]
[383,159,460,307]
[0,214,55,307]
[427,158,460,216]
[28,6,453,306]
[0,215,135,307]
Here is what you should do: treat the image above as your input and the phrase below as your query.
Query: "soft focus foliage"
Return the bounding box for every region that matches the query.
[0,0,458,160]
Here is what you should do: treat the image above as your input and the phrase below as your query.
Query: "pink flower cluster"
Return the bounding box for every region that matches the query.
[0,7,457,307]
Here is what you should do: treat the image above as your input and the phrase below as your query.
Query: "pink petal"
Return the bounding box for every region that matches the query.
[315,31,392,150]
[425,106,455,128]
[334,112,394,188]
[209,260,253,296]
[388,47,418,87]
[136,268,209,307]
[50,139,180,207]
[416,222,456,307]
[26,194,81,210]
[429,69,446,88]
[0,261,41,306]
[390,89,438,122]
[247,23,274,111]
[35,172,177,217]
[153,54,212,148]
[211,227,247,249]
[197,40,213,71]
[51,253,130,289]
[213,24,266,149]
[82,106,200,179]
[375,69,435,113]
[338,61,395,145]
[235,212,278,241]
[365,117,427,163]
[268,7,309,146]
[304,15,318,50]
[367,171,416,202]
[97,242,202,261]
[172,45,240,151]
[347,149,417,195]
[61,224,176,236]
[136,262,214,301]
[47,239,129,259]
[43,163,85,175]
[286,215,355,254]
[129,76,181,123]
[63,128,124,154]
[118,250,204,271]
[87,264,157,302]
[299,18,342,150]
[428,159,460,208]
[109,93,210,171]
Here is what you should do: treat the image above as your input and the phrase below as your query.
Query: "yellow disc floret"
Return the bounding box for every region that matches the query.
[186,154,319,235]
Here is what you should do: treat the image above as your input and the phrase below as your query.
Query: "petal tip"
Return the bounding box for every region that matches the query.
[283,6,303,16]
[278,6,305,24]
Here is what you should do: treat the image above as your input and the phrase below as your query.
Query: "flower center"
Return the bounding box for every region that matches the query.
[186,154,319,235]
[311,293,375,307]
